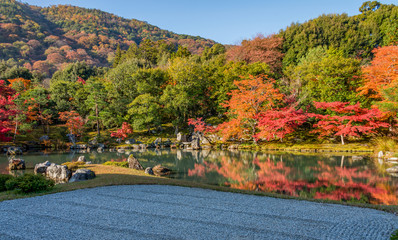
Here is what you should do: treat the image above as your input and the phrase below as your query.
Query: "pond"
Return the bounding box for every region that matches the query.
[1,149,397,205]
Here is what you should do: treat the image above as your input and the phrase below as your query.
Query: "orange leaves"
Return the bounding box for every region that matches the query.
[358,45,398,99]
[218,75,283,141]
[110,122,133,140]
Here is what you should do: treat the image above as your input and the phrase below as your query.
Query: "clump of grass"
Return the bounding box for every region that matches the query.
[103,161,129,168]
[373,137,397,153]
[62,161,86,171]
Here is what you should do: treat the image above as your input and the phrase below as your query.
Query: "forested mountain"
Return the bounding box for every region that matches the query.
[0,0,215,76]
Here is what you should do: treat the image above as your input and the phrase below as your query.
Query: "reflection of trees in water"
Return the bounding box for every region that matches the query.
[188,152,398,205]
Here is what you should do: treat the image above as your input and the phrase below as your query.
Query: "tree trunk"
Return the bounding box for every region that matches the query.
[13,119,18,143]
[340,135,345,145]
[96,103,100,137]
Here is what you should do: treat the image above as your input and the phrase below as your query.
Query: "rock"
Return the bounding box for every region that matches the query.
[378,151,383,158]
[127,154,144,170]
[177,132,190,142]
[97,147,104,152]
[386,166,398,173]
[97,143,105,148]
[70,144,87,149]
[39,135,49,142]
[34,161,51,175]
[139,144,147,149]
[228,144,239,150]
[125,139,136,144]
[69,169,96,183]
[77,156,86,162]
[352,156,364,161]
[6,146,22,155]
[152,165,172,176]
[145,167,154,175]
[191,138,201,150]
[46,163,71,183]
[8,158,26,170]
[117,149,125,153]
[154,138,162,144]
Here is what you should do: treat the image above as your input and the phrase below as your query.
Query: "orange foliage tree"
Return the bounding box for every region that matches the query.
[217,75,283,143]
[358,46,398,99]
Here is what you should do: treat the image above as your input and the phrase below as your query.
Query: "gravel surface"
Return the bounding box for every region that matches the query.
[0,185,397,240]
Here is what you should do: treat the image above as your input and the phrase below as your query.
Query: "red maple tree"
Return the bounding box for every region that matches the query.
[255,107,307,141]
[58,111,84,136]
[0,80,17,141]
[111,122,133,140]
[309,102,389,144]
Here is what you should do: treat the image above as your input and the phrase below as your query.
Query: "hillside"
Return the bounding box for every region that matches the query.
[0,0,215,76]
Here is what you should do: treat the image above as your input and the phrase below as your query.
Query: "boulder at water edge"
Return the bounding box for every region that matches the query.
[145,167,154,175]
[8,158,26,170]
[34,161,51,175]
[77,156,86,162]
[387,166,398,174]
[152,165,172,176]
[46,164,71,183]
[127,154,144,170]
[69,169,96,183]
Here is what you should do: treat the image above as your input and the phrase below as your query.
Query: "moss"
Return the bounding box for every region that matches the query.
[103,161,129,168]
[62,161,86,171]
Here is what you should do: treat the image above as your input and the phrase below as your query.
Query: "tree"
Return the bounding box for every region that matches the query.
[217,75,284,143]
[84,78,108,137]
[58,111,84,137]
[255,107,307,141]
[308,102,388,145]
[226,34,284,75]
[358,46,398,99]
[111,122,133,140]
[127,94,162,131]
[0,80,17,141]
[286,47,364,107]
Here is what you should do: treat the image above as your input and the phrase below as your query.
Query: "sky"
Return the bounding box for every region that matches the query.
[21,0,397,45]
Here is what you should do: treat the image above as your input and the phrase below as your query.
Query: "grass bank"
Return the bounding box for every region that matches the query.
[0,164,397,216]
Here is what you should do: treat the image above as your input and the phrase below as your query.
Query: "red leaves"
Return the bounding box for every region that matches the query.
[309,101,389,144]
[58,111,84,136]
[110,122,133,140]
[255,107,307,141]
[0,80,17,141]
[77,76,86,85]
[187,118,215,134]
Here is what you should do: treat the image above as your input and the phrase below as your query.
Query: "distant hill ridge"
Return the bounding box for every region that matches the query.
[0,0,216,75]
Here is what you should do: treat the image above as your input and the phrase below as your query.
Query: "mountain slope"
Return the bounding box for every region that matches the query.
[0,0,215,76]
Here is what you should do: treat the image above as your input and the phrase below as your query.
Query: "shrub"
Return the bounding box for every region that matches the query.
[62,161,86,171]
[103,161,129,168]
[391,229,398,240]
[5,174,54,193]
[0,174,14,192]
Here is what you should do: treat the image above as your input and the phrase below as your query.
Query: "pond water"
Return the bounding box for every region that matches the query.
[1,149,397,205]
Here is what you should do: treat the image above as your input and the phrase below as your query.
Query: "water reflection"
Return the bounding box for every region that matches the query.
[1,149,397,205]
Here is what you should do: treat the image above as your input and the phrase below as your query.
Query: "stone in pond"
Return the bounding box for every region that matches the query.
[77,156,86,162]
[69,169,96,183]
[8,158,25,170]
